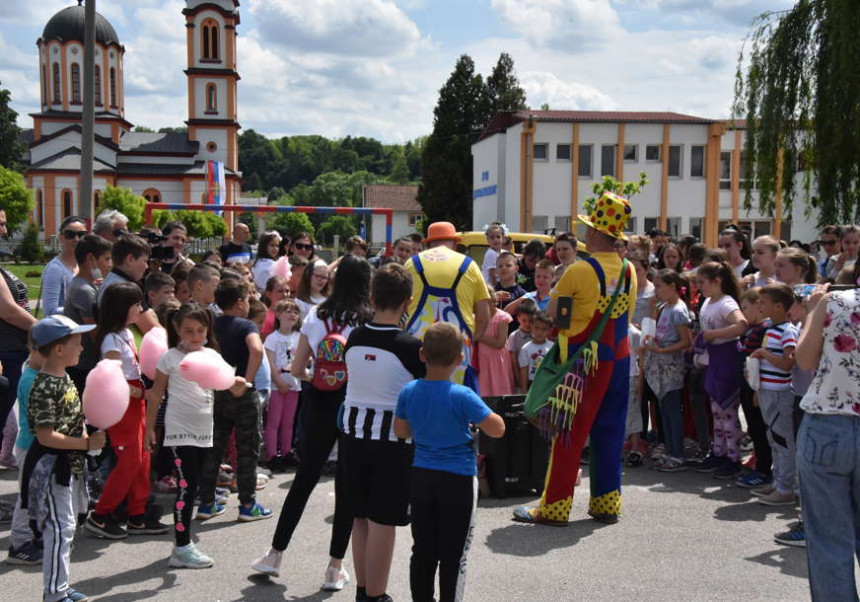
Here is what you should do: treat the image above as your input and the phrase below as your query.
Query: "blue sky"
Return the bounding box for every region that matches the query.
[1,0,794,143]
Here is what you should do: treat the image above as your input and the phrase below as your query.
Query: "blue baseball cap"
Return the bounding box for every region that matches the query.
[31,315,96,348]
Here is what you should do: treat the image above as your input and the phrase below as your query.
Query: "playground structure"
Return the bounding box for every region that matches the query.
[144,203,394,256]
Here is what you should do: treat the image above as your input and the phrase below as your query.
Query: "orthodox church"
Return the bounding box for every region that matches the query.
[22,0,242,239]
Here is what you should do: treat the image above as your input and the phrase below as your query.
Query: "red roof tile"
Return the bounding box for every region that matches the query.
[364,184,421,212]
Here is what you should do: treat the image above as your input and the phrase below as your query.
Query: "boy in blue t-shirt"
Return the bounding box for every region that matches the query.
[395,322,505,602]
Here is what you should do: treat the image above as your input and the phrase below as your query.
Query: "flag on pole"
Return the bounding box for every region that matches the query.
[205,160,226,216]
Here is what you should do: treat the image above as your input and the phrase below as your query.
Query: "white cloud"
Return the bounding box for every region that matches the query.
[618,0,796,26]
[521,71,615,110]
[490,0,620,51]
[249,0,424,58]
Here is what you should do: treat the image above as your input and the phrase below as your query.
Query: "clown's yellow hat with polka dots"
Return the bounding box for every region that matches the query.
[578,192,631,240]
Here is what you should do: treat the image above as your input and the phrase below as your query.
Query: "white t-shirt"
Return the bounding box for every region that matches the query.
[700,295,741,345]
[301,306,356,360]
[253,258,275,292]
[519,339,554,382]
[100,329,141,380]
[157,347,216,448]
[733,259,750,281]
[264,330,301,391]
[482,247,500,285]
[296,295,327,321]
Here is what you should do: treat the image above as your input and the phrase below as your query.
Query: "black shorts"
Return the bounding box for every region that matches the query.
[341,435,413,526]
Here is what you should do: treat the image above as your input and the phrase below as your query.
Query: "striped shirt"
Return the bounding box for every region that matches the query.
[341,323,425,442]
[759,321,798,391]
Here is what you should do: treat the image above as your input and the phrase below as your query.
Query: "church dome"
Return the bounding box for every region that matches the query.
[41,3,121,47]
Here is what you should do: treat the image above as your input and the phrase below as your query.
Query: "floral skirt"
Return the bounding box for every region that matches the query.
[644,351,686,400]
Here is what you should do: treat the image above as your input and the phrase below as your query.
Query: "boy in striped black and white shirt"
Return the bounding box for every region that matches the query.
[340,263,425,602]
[750,283,799,507]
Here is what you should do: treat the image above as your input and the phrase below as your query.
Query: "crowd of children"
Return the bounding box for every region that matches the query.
[1,215,858,601]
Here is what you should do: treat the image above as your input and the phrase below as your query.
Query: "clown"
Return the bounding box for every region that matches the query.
[514,192,637,525]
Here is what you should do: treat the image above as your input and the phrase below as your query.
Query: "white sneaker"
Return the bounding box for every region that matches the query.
[322,565,350,591]
[168,543,214,569]
[251,548,283,577]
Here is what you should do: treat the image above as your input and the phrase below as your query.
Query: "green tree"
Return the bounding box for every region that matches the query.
[418,55,490,229]
[134,126,156,133]
[734,0,860,225]
[583,172,650,216]
[0,165,34,232]
[267,200,315,239]
[317,215,357,245]
[152,209,227,239]
[18,222,42,262]
[0,83,24,171]
[486,53,528,118]
[101,186,146,231]
[389,149,411,184]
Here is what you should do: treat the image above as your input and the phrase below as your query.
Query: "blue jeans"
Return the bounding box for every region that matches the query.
[659,389,684,459]
[797,413,860,601]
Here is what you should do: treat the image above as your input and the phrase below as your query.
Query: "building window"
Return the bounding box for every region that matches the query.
[206,141,218,152]
[143,188,161,203]
[644,217,658,233]
[532,215,549,233]
[41,66,47,105]
[554,216,570,232]
[556,144,571,161]
[94,66,102,106]
[533,143,548,161]
[205,84,218,113]
[623,144,638,162]
[71,64,81,104]
[691,145,705,178]
[93,190,101,212]
[668,145,682,178]
[739,150,756,188]
[62,190,73,218]
[52,63,61,103]
[600,145,616,177]
[719,151,732,190]
[626,216,638,234]
[689,217,703,240]
[578,145,593,177]
[36,190,43,224]
[408,213,422,227]
[646,145,661,162]
[202,20,220,61]
[109,67,117,107]
[667,217,681,238]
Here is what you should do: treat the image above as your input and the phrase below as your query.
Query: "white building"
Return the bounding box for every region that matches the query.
[472,110,817,247]
[363,184,422,246]
[23,1,242,240]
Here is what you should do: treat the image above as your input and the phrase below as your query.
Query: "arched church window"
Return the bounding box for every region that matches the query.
[94,66,102,106]
[52,63,61,104]
[71,64,81,104]
[41,66,47,105]
[206,84,217,114]
[201,20,220,61]
[109,68,117,107]
[62,190,73,219]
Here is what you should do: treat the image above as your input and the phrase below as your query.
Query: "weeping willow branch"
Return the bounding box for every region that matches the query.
[733,0,860,226]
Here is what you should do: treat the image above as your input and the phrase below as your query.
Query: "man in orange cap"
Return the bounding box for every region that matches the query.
[514,192,637,526]
[404,222,491,391]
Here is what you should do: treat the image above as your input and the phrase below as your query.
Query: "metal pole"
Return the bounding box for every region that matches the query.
[79,0,96,227]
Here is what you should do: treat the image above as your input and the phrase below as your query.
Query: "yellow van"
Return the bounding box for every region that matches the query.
[456,231,587,266]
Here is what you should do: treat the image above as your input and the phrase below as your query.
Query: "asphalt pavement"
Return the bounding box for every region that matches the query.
[0,459,817,602]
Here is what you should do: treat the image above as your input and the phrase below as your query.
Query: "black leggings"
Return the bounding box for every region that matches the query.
[739,381,772,476]
[410,468,477,602]
[170,446,205,547]
[270,385,351,559]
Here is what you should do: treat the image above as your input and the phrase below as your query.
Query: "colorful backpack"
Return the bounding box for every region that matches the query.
[311,319,348,392]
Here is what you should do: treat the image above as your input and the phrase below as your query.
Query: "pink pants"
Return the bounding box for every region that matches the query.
[265,390,299,459]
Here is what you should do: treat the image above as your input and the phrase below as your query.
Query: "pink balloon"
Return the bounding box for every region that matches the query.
[139,326,168,380]
[179,350,236,390]
[271,255,291,280]
[83,359,130,429]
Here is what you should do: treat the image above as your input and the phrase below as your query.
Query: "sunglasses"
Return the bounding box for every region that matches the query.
[63,230,87,240]
[293,242,313,251]
[821,239,838,246]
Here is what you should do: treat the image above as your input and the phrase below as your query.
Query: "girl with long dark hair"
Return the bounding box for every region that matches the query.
[252,255,372,588]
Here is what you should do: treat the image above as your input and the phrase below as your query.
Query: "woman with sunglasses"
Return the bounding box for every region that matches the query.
[41,215,87,316]
[288,232,316,261]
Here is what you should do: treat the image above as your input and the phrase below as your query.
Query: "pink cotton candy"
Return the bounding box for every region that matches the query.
[179,351,236,390]
[139,326,168,380]
[83,359,130,429]
[271,255,291,280]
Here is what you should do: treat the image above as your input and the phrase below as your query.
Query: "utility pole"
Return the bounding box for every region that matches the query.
[79,0,96,227]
